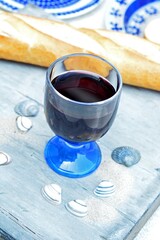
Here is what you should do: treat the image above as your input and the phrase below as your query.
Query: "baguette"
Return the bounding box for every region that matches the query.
[0,11,88,67]
[13,12,105,57]
[0,10,160,91]
[80,28,160,91]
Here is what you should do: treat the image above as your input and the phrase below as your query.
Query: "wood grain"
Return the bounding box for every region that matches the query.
[0,60,160,240]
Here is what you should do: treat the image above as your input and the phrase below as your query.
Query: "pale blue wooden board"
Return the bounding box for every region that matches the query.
[0,60,160,240]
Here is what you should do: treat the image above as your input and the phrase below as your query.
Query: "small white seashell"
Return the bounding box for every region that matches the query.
[16,116,32,132]
[0,152,12,165]
[41,183,61,205]
[65,199,88,217]
[94,180,115,198]
[14,100,39,117]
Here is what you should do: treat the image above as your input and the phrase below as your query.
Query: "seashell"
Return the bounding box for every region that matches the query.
[155,168,160,174]
[0,152,12,165]
[94,180,115,198]
[14,100,39,117]
[111,146,141,167]
[65,199,88,217]
[41,183,61,205]
[16,116,32,132]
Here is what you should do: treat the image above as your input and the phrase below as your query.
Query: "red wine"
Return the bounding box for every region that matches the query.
[52,71,115,102]
[45,71,118,142]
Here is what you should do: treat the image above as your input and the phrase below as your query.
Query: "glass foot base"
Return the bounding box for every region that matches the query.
[44,136,101,178]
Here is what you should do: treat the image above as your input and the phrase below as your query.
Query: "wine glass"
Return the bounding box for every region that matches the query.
[44,53,122,178]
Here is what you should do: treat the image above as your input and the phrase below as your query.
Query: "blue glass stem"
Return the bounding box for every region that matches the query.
[44,136,101,178]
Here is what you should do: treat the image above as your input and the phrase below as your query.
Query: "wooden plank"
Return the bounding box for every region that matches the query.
[0,60,160,240]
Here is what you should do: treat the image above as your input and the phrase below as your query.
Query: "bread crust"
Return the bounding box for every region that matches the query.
[80,28,160,91]
[0,11,87,67]
[0,10,160,91]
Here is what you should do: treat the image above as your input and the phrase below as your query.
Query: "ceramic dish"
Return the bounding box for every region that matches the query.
[104,0,160,37]
[0,0,103,19]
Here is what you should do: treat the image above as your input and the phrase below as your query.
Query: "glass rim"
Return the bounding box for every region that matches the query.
[46,53,123,106]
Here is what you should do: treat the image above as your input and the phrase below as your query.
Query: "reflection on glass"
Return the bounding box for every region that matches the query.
[44,53,122,178]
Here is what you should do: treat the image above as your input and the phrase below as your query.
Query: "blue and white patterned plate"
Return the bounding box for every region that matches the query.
[104,0,160,37]
[0,0,103,19]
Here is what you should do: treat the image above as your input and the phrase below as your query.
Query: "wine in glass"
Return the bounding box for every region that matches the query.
[44,53,122,178]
